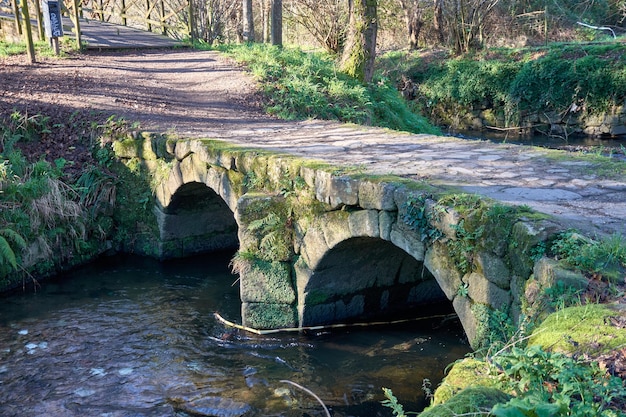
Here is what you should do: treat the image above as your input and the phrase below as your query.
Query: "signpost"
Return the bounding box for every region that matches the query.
[42,0,64,54]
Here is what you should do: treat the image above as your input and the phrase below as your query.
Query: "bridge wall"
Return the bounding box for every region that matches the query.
[118,134,564,349]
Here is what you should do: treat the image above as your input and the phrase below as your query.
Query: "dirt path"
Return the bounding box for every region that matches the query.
[1,49,625,237]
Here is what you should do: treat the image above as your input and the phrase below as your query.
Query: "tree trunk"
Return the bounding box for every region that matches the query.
[259,0,270,42]
[398,0,422,50]
[433,0,444,43]
[243,0,254,41]
[340,0,377,83]
[270,0,282,46]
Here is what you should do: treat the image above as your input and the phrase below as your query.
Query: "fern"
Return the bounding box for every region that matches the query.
[0,227,27,275]
[381,388,407,417]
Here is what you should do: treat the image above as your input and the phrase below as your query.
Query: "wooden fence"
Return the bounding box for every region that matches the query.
[0,0,194,54]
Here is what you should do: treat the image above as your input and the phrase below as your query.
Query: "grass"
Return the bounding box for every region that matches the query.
[0,39,77,58]
[204,43,440,135]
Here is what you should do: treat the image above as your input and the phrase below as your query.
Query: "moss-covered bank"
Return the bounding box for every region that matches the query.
[379,42,626,138]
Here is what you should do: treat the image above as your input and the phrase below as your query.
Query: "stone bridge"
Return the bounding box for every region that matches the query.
[114,133,586,349]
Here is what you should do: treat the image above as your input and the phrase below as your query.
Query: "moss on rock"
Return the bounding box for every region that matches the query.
[422,387,511,417]
[432,358,502,405]
[528,304,626,355]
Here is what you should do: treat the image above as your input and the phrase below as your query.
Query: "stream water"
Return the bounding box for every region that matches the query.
[0,251,469,417]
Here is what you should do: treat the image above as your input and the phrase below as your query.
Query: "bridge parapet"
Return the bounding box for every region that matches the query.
[115,134,574,349]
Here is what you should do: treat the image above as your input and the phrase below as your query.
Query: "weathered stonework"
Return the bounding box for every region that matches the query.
[121,136,585,349]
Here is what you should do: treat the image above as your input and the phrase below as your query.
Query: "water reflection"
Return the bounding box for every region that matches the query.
[0,252,469,417]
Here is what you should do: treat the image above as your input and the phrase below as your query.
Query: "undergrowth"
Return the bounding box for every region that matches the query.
[380,42,626,130]
[205,43,439,135]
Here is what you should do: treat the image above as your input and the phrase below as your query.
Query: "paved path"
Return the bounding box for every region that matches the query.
[203,120,626,237]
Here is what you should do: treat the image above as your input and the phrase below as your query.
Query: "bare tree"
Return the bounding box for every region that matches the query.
[259,0,271,42]
[287,0,349,53]
[341,0,377,83]
[396,0,424,49]
[444,0,501,53]
[243,0,255,40]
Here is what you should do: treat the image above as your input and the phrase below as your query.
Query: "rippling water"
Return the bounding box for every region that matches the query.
[0,252,469,417]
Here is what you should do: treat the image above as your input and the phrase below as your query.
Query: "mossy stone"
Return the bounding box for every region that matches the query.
[422,387,511,417]
[432,358,502,405]
[528,304,626,355]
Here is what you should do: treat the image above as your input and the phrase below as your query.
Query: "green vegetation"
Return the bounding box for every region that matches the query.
[0,110,159,290]
[208,43,439,135]
[0,39,77,57]
[379,42,626,133]
[534,230,626,283]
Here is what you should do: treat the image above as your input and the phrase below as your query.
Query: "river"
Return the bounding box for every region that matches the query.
[0,251,469,417]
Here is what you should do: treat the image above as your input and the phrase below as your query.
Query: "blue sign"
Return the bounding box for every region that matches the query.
[43,0,64,38]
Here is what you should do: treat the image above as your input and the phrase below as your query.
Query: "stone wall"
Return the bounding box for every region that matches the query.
[437,102,626,139]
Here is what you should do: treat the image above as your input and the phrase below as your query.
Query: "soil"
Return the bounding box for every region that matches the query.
[0,48,272,175]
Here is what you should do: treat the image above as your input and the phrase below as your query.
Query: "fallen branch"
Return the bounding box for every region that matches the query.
[280,380,331,417]
[214,312,457,335]
[576,22,616,39]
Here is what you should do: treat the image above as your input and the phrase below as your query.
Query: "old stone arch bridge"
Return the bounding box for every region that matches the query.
[117,134,570,349]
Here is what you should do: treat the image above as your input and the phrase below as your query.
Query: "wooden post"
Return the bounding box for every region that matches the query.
[187,0,194,43]
[145,0,152,31]
[543,5,548,46]
[33,0,45,40]
[160,0,166,35]
[20,0,36,63]
[11,0,22,35]
[72,0,81,49]
[121,0,127,25]
[98,0,103,21]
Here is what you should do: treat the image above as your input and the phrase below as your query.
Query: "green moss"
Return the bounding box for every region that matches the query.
[432,358,502,405]
[528,304,626,355]
[422,387,511,417]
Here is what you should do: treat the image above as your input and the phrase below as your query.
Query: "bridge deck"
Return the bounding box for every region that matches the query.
[77,19,181,49]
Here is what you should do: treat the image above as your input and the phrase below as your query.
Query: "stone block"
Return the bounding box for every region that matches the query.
[475,252,511,289]
[179,154,206,185]
[174,139,192,160]
[509,220,560,278]
[321,211,352,248]
[300,226,331,270]
[533,257,588,290]
[240,260,296,304]
[165,162,184,196]
[424,242,462,300]
[465,272,511,311]
[205,166,225,195]
[349,210,379,238]
[188,139,218,166]
[453,296,478,348]
[300,165,317,188]
[390,222,425,261]
[379,211,396,241]
[242,302,298,329]
[329,176,359,208]
[358,181,397,210]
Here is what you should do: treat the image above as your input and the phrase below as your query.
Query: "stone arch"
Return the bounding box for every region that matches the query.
[297,236,449,326]
[154,181,239,259]
[295,208,456,329]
